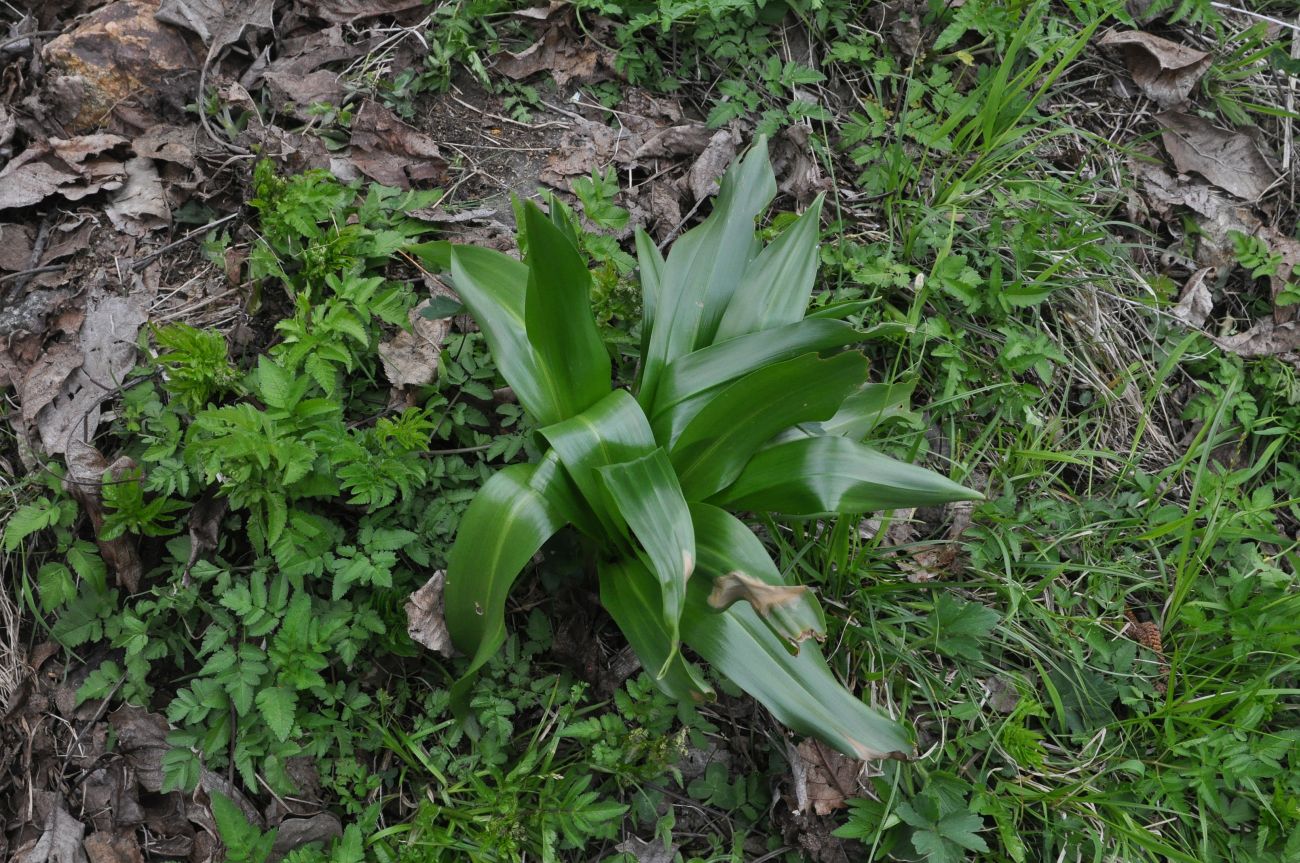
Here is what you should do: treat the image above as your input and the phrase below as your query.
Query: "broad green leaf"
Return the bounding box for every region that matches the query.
[650,318,864,444]
[713,435,981,516]
[597,449,695,657]
[638,138,776,406]
[540,389,657,538]
[444,458,570,707]
[598,556,713,701]
[403,240,452,273]
[805,380,917,440]
[521,202,612,419]
[690,503,825,650]
[671,351,869,500]
[714,194,824,341]
[449,245,564,426]
[680,575,911,760]
[633,228,663,393]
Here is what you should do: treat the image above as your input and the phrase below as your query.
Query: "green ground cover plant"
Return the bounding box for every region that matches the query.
[4,0,1300,860]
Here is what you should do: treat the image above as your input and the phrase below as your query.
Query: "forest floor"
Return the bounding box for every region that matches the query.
[2,1,1300,862]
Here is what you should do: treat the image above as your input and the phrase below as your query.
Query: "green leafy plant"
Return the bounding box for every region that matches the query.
[419,138,980,760]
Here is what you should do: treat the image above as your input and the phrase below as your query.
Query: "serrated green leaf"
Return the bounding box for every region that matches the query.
[930,594,999,661]
[37,562,76,612]
[255,686,298,743]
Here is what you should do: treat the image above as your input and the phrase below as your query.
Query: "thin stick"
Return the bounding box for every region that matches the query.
[130,212,239,271]
[1209,3,1300,34]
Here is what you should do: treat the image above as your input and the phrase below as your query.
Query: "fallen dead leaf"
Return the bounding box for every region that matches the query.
[156,0,274,54]
[270,814,343,860]
[1099,30,1210,107]
[82,832,143,863]
[131,124,197,169]
[687,129,738,202]
[0,223,36,271]
[1172,267,1215,327]
[615,837,678,863]
[183,491,227,582]
[1213,321,1300,357]
[303,0,429,23]
[773,123,830,204]
[1155,112,1279,201]
[29,292,147,455]
[104,157,169,236]
[540,118,638,187]
[63,442,144,592]
[405,570,455,657]
[378,300,452,390]
[0,135,127,211]
[789,739,860,817]
[633,123,714,159]
[983,675,1020,714]
[495,25,601,88]
[12,799,87,863]
[348,100,446,189]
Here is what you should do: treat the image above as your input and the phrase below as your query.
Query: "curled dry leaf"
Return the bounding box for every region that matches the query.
[494,25,602,88]
[634,123,714,159]
[63,442,144,593]
[1099,30,1210,107]
[378,300,452,390]
[0,135,127,211]
[348,100,446,189]
[11,799,87,863]
[82,832,144,863]
[1173,267,1215,328]
[406,570,455,657]
[1155,112,1279,201]
[303,0,430,23]
[615,837,678,863]
[155,0,274,54]
[789,738,861,816]
[707,570,825,648]
[1213,321,1300,358]
[687,129,739,202]
[270,814,343,860]
[104,156,169,236]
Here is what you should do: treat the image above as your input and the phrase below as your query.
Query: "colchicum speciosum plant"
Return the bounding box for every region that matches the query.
[411,138,981,761]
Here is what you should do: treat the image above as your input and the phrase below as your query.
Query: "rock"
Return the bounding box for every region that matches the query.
[41,0,201,134]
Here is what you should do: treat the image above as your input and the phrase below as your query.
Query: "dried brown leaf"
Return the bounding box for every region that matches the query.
[406,570,455,657]
[105,157,169,236]
[0,137,127,211]
[495,26,601,88]
[305,0,429,23]
[82,832,143,863]
[270,815,343,859]
[0,223,36,271]
[1155,112,1279,201]
[615,837,678,863]
[348,101,446,189]
[634,124,714,159]
[1173,266,1215,327]
[131,124,197,168]
[790,739,860,816]
[1099,30,1210,107]
[1213,321,1300,357]
[156,0,274,53]
[12,800,87,863]
[63,442,143,592]
[379,300,452,391]
[687,129,738,202]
